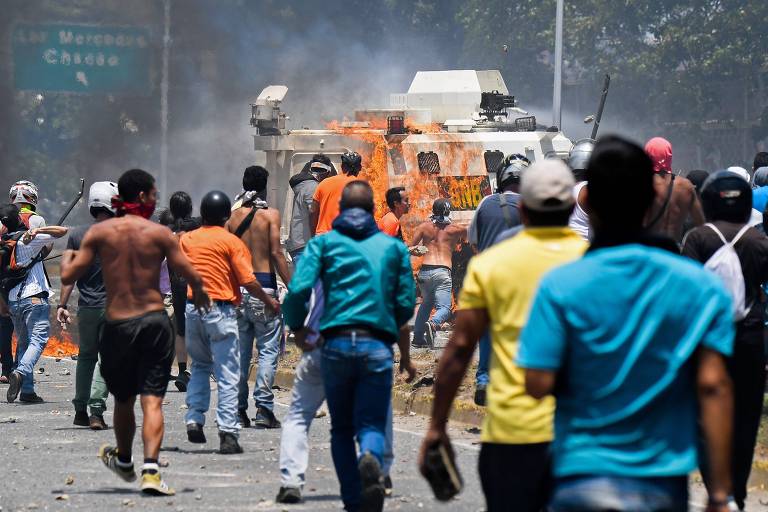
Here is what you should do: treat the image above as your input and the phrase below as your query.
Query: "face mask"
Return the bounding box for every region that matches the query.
[111,197,156,219]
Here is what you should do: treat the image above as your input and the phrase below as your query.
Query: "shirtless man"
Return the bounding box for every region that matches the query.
[226,165,291,429]
[643,137,705,244]
[61,169,208,497]
[409,198,467,347]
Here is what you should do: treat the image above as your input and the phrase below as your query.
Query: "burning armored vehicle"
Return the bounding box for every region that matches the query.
[250,69,575,234]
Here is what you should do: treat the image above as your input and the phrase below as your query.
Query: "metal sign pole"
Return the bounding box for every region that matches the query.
[160,0,171,203]
[552,0,564,129]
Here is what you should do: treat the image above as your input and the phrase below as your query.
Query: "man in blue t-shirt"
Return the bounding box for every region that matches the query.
[518,136,735,512]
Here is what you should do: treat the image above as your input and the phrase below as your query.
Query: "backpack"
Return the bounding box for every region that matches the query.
[0,232,43,303]
[703,223,752,321]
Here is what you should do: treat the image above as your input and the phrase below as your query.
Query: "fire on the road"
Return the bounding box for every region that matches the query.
[12,332,79,358]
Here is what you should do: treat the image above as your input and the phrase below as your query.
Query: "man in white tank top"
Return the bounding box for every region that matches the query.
[567,139,594,241]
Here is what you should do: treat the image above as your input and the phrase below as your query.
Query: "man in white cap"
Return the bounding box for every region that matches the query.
[420,159,588,511]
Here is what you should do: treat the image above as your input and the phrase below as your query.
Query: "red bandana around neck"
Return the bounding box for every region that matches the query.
[112,197,156,219]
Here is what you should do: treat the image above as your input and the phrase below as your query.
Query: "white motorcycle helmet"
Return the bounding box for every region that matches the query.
[88,181,119,216]
[9,180,39,208]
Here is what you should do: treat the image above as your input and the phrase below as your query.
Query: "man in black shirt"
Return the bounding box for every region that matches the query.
[58,181,118,430]
[681,170,768,510]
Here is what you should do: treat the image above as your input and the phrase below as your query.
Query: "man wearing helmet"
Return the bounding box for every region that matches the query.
[644,137,705,244]
[682,171,768,510]
[567,139,594,241]
[467,153,529,405]
[311,151,363,236]
[57,181,119,430]
[409,198,467,348]
[181,190,279,455]
[61,169,209,496]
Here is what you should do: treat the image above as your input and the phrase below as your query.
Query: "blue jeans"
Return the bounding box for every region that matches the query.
[321,335,394,511]
[476,330,491,386]
[185,303,241,435]
[549,475,688,511]
[9,297,50,394]
[238,292,283,411]
[413,267,452,345]
[289,247,304,267]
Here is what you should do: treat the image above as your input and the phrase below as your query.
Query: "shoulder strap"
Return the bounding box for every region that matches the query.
[730,224,752,246]
[498,193,516,228]
[647,174,675,230]
[704,223,728,245]
[234,207,257,239]
[705,223,751,247]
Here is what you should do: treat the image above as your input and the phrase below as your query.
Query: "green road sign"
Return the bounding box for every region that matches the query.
[12,23,152,94]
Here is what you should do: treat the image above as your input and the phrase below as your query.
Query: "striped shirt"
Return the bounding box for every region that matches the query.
[8,234,53,302]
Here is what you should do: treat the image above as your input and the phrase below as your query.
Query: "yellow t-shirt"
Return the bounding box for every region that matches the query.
[459,227,587,444]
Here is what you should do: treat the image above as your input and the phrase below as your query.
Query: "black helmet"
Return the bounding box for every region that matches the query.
[700,170,752,224]
[200,190,232,225]
[496,153,530,192]
[432,198,451,217]
[341,151,362,175]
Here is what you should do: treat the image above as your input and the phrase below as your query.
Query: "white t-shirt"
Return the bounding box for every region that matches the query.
[568,181,591,241]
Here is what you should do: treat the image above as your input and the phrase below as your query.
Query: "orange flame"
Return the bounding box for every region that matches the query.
[12,331,79,358]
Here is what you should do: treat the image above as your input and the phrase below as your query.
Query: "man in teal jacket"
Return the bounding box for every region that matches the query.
[283,180,416,512]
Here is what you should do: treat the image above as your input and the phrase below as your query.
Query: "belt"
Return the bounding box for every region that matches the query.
[321,325,396,344]
[213,300,233,307]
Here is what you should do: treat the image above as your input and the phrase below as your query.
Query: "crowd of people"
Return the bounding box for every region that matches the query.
[0,135,767,511]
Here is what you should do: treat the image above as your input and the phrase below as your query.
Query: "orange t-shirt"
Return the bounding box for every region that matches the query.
[378,211,401,238]
[180,225,255,304]
[313,174,358,235]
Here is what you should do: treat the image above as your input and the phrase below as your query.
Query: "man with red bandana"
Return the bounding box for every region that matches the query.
[643,137,705,244]
[61,169,210,497]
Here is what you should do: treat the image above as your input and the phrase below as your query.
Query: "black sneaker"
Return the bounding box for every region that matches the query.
[6,371,21,403]
[238,409,251,428]
[425,322,436,348]
[276,486,302,504]
[218,432,243,454]
[19,392,43,403]
[253,407,281,429]
[474,385,487,407]
[358,452,385,512]
[186,422,206,444]
[174,370,190,392]
[73,410,90,426]
[384,475,393,497]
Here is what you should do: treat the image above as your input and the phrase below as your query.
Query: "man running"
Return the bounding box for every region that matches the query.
[226,165,291,429]
[58,181,118,429]
[61,169,209,496]
[378,187,410,240]
[410,199,466,347]
[644,137,705,244]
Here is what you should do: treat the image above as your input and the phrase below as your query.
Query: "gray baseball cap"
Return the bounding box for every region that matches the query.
[520,160,576,212]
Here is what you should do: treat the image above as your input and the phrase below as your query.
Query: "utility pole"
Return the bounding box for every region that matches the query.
[552,0,564,129]
[160,0,171,203]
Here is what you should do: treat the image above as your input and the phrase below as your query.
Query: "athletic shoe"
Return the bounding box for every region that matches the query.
[425,322,436,348]
[359,452,385,512]
[384,475,393,497]
[97,444,137,482]
[275,486,302,504]
[140,472,175,496]
[89,414,108,430]
[474,385,487,407]
[19,392,44,403]
[218,432,243,454]
[253,407,281,429]
[174,370,190,392]
[6,371,21,403]
[73,411,90,426]
[187,422,206,443]
[238,409,251,428]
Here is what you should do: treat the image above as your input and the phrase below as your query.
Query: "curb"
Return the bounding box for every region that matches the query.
[270,367,485,427]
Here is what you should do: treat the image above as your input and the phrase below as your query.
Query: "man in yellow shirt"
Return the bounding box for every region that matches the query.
[419,160,587,512]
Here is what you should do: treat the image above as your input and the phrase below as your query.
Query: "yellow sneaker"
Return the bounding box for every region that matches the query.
[97,444,137,483]
[140,471,175,496]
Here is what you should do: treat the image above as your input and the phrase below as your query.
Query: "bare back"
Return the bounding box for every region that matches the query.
[87,216,171,320]
[412,221,467,267]
[226,206,290,282]
[646,174,705,242]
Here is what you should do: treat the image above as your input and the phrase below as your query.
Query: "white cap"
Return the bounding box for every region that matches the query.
[520,160,576,212]
[727,166,750,182]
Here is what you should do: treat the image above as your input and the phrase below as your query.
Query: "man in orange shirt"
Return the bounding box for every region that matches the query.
[378,187,410,241]
[180,191,279,455]
[311,152,363,235]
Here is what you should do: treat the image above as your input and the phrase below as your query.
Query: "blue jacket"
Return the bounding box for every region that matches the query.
[283,208,415,343]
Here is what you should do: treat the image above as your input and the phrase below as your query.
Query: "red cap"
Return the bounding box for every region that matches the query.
[645,137,673,174]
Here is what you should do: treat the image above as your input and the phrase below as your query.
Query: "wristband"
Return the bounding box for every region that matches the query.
[57,304,68,310]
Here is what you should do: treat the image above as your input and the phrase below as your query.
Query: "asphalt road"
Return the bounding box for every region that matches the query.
[2,356,768,511]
